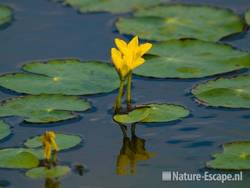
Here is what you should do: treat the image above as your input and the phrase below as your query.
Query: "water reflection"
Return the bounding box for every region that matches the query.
[45,178,60,188]
[116,124,155,175]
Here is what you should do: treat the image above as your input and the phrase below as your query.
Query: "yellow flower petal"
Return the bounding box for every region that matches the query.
[138,43,152,56]
[120,64,130,78]
[115,38,128,55]
[51,139,59,151]
[42,131,58,160]
[111,48,130,79]
[128,36,139,51]
[111,48,123,70]
[44,142,51,160]
[129,57,145,70]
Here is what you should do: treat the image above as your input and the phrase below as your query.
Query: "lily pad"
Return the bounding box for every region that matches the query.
[56,0,168,14]
[0,5,12,26]
[0,95,91,123]
[114,104,189,124]
[207,141,250,170]
[116,4,244,42]
[192,74,250,108]
[134,39,250,78]
[113,107,150,124]
[0,148,39,169]
[26,166,70,178]
[0,120,11,141]
[246,9,250,25]
[0,59,119,95]
[25,133,82,151]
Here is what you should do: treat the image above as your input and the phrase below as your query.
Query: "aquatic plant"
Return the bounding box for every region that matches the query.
[113,103,190,124]
[116,4,244,42]
[42,131,59,165]
[54,0,169,14]
[111,36,152,112]
[0,5,12,26]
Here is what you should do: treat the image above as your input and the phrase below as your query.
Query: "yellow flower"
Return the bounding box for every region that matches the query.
[111,36,152,79]
[42,131,59,160]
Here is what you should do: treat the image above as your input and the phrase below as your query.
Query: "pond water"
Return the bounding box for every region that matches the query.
[0,0,250,187]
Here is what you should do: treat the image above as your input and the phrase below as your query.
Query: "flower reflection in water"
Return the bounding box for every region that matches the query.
[45,178,60,188]
[116,124,156,175]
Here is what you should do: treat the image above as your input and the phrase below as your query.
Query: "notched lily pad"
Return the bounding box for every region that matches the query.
[246,9,250,25]
[0,148,39,169]
[0,95,91,123]
[0,5,12,26]
[0,120,11,141]
[116,4,244,42]
[26,166,70,178]
[134,39,250,78]
[25,133,82,151]
[114,104,189,124]
[207,141,250,170]
[56,0,168,14]
[0,59,119,95]
[113,107,150,124]
[192,74,250,108]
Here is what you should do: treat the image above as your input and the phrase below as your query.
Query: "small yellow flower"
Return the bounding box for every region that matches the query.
[111,36,152,79]
[42,131,59,160]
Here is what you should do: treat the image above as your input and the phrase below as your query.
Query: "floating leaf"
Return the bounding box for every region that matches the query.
[114,104,189,124]
[0,95,91,123]
[0,5,12,26]
[113,107,150,124]
[26,166,70,178]
[140,104,189,123]
[0,148,39,169]
[246,9,250,25]
[192,74,250,108]
[0,59,119,95]
[134,39,250,78]
[56,0,168,14]
[0,120,11,141]
[207,141,250,170]
[25,133,82,151]
[116,4,244,42]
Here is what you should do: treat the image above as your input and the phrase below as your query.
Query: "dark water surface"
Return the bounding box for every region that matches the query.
[0,0,250,187]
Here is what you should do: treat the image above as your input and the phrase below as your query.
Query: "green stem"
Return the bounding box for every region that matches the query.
[126,72,132,111]
[115,79,125,113]
[131,123,136,137]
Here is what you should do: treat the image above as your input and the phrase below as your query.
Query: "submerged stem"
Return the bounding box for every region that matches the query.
[115,79,125,113]
[126,72,132,111]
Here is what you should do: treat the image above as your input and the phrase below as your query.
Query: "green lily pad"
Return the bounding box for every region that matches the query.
[113,107,150,124]
[134,39,250,78]
[192,74,250,108]
[0,59,119,95]
[25,133,82,151]
[0,120,11,141]
[116,4,244,42]
[56,0,168,14]
[0,5,12,26]
[246,9,250,25]
[207,141,250,170]
[0,95,91,123]
[26,166,70,178]
[0,148,39,169]
[114,104,189,124]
